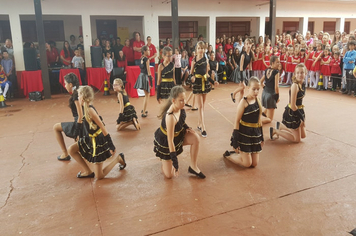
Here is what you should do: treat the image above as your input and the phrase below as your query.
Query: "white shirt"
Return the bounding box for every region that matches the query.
[104,58,113,73]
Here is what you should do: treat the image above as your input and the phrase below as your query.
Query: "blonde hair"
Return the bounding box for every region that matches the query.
[196,41,206,50]
[78,86,96,130]
[292,63,307,87]
[158,86,186,119]
[247,76,262,124]
[113,78,127,95]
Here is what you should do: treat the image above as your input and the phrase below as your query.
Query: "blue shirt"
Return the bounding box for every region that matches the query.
[1,58,13,74]
[343,50,356,70]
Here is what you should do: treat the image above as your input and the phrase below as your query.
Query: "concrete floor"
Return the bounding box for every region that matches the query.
[0,84,356,236]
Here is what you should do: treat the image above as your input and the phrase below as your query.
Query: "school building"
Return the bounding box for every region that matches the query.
[1,0,356,71]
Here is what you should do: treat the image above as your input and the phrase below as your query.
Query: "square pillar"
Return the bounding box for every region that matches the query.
[9,13,25,71]
[336,17,345,33]
[207,15,216,46]
[81,14,92,68]
[257,16,266,40]
[299,17,309,36]
[143,14,159,62]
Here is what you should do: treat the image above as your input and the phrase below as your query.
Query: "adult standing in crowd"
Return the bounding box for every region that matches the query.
[165,38,173,48]
[234,37,244,53]
[46,42,59,67]
[60,41,74,67]
[146,36,157,67]
[133,32,145,65]
[123,39,135,66]
[69,35,77,51]
[102,40,114,60]
[113,37,124,61]
[1,39,14,60]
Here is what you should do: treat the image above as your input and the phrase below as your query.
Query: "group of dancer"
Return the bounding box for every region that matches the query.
[53,38,306,180]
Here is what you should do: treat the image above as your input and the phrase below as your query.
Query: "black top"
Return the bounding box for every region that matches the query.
[161,109,186,133]
[289,83,305,106]
[209,60,217,72]
[233,54,240,66]
[241,98,260,124]
[77,43,84,50]
[161,62,174,78]
[113,44,124,59]
[118,91,130,105]
[103,48,113,57]
[83,105,104,135]
[140,57,149,74]
[264,69,279,93]
[240,51,252,70]
[69,92,79,117]
[194,56,207,75]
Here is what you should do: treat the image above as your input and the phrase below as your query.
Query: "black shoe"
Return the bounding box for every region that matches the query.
[191,107,198,111]
[57,155,71,161]
[197,126,202,131]
[188,166,206,179]
[269,127,274,140]
[118,153,126,170]
[276,121,280,130]
[201,130,207,138]
[223,150,230,158]
[141,113,147,118]
[185,103,192,108]
[77,171,95,178]
[141,110,148,114]
[230,93,235,103]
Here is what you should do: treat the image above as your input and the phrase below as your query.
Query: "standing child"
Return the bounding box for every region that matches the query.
[270,64,307,143]
[330,51,342,91]
[261,46,271,72]
[223,77,264,168]
[72,49,86,85]
[53,73,84,161]
[181,50,190,86]
[104,52,113,85]
[342,40,356,95]
[1,51,14,98]
[0,65,10,99]
[310,42,323,89]
[191,41,219,137]
[209,51,219,88]
[134,46,152,117]
[157,46,176,103]
[154,86,205,179]
[114,79,140,131]
[68,86,126,179]
[320,46,332,90]
[285,45,294,84]
[280,47,287,83]
[278,63,285,84]
[305,44,315,88]
[172,48,182,85]
[257,45,264,78]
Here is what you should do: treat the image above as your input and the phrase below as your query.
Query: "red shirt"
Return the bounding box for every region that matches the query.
[122,46,134,63]
[165,44,173,48]
[216,43,222,50]
[46,48,59,65]
[147,43,157,63]
[224,44,233,55]
[189,56,194,69]
[133,40,145,60]
[117,58,127,70]
[330,58,341,75]
[60,50,74,66]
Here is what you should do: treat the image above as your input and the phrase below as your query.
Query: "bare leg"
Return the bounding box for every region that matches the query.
[183,131,200,172]
[300,122,306,139]
[225,152,253,167]
[161,160,174,179]
[99,154,122,179]
[143,90,150,114]
[261,108,275,124]
[191,94,196,109]
[274,125,301,143]
[196,94,205,130]
[186,91,193,104]
[251,153,259,167]
[133,118,140,130]
[68,143,92,176]
[232,83,245,103]
[53,123,69,159]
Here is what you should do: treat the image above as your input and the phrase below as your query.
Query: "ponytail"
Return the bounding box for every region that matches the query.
[157,86,185,119]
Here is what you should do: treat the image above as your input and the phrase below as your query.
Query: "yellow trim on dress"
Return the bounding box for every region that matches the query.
[288,104,304,109]
[160,126,184,137]
[89,129,102,157]
[124,102,131,108]
[195,74,207,91]
[162,78,174,82]
[240,120,261,128]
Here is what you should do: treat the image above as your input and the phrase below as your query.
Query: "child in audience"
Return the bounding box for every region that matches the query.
[330,51,342,91]
[252,46,259,77]
[72,49,85,85]
[172,48,182,85]
[285,45,294,84]
[310,41,323,89]
[278,63,285,84]
[0,51,13,98]
[342,40,356,95]
[181,50,190,86]
[104,52,113,84]
[261,46,271,72]
[305,44,314,88]
[320,46,332,90]
[0,65,10,99]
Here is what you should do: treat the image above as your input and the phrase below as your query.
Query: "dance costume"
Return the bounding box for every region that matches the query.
[116,91,138,124]
[261,54,270,71]
[286,55,293,73]
[262,69,279,109]
[154,109,188,160]
[134,57,152,93]
[280,54,287,72]
[310,50,322,72]
[291,55,300,72]
[78,105,114,163]
[231,51,252,84]
[230,98,263,153]
[282,83,305,129]
[320,56,331,76]
[157,62,175,100]
[192,56,214,94]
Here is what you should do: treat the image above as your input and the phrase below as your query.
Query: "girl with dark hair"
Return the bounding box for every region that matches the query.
[60,41,74,67]
[223,77,264,168]
[134,46,152,117]
[154,86,205,179]
[53,73,85,161]
[157,46,176,103]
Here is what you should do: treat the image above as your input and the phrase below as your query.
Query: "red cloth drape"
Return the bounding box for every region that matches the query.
[20,70,43,97]
[126,66,155,98]
[59,68,82,88]
[86,68,109,91]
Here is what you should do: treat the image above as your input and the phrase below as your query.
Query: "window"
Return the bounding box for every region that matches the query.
[159,21,198,39]
[0,21,11,42]
[21,20,65,42]
[282,22,299,34]
[323,21,336,34]
[308,22,314,34]
[216,21,250,38]
[344,21,350,34]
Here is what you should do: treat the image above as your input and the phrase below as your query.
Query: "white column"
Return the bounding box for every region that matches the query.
[81,14,92,68]
[143,14,159,63]
[9,13,25,71]
[336,17,345,33]
[208,15,216,46]
[257,16,266,39]
[299,17,309,36]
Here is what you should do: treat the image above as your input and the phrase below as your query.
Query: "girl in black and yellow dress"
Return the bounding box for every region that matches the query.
[156,46,176,103]
[68,86,126,179]
[270,63,306,143]
[53,73,85,161]
[191,41,219,138]
[154,86,205,179]
[224,77,264,168]
[114,79,140,131]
